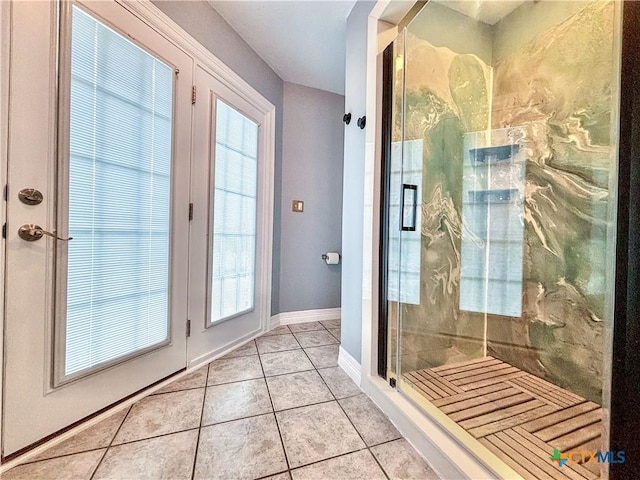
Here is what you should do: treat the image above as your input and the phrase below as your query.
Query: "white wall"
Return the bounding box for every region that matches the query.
[341,1,376,363]
[280,82,344,312]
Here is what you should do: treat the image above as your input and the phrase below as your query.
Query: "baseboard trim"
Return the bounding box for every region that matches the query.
[270,307,341,329]
[187,328,261,369]
[338,346,362,387]
[362,376,502,480]
[269,313,281,330]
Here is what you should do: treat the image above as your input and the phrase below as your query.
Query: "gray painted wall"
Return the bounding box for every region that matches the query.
[280,82,344,312]
[152,0,285,314]
[341,1,375,363]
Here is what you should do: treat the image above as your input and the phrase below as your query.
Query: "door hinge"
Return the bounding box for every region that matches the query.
[188,203,194,221]
[191,85,196,105]
[2,223,5,239]
[186,319,191,338]
[4,184,7,201]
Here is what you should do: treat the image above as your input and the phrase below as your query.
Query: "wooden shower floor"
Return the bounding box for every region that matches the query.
[403,357,603,480]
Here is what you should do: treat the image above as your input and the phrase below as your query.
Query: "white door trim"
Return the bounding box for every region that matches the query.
[119,0,275,115]
[186,63,274,368]
[0,0,11,456]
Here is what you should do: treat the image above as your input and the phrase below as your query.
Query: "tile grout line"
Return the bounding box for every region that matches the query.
[88,405,133,480]
[287,446,374,475]
[189,363,211,480]
[298,330,392,480]
[203,399,337,427]
[18,323,343,477]
[13,405,128,467]
[368,445,392,480]
[100,427,202,451]
[17,416,210,466]
[256,341,292,473]
[253,469,291,480]
[16,446,108,467]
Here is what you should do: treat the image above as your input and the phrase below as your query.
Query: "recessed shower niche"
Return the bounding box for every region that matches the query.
[380,1,621,478]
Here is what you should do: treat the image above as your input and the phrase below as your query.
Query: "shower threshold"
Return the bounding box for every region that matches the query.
[402,357,603,480]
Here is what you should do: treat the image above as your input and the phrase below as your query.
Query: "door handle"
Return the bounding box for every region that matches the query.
[401,184,417,232]
[18,224,73,242]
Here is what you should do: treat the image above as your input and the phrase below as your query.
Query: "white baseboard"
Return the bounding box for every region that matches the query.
[187,328,261,369]
[338,346,362,387]
[270,307,341,329]
[362,376,502,480]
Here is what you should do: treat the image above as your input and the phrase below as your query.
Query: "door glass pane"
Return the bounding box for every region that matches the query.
[64,6,173,377]
[210,100,258,323]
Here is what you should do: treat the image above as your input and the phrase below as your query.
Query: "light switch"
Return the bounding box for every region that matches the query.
[292,200,304,213]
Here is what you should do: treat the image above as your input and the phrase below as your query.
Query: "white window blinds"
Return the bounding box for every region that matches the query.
[211,100,258,323]
[64,6,173,376]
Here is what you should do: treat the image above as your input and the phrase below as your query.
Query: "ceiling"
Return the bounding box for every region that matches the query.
[208,0,357,95]
[207,0,529,95]
[434,0,526,25]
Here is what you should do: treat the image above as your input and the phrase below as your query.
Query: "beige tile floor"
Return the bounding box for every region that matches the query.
[4,320,441,480]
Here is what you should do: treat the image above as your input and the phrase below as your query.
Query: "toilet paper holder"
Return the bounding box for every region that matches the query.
[321,253,341,264]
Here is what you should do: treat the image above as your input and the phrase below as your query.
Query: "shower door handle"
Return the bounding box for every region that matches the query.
[401,184,417,232]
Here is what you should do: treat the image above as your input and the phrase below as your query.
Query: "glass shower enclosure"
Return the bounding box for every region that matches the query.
[382,1,621,478]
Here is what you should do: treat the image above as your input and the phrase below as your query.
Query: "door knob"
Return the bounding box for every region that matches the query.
[18,224,73,242]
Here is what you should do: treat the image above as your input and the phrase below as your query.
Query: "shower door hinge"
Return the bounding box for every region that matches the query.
[188,203,194,221]
[2,223,5,239]
[191,85,196,105]
[186,319,191,338]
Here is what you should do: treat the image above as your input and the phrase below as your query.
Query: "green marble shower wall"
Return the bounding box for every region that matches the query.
[397,0,618,403]
[397,1,491,377]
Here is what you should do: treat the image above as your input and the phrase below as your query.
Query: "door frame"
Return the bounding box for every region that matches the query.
[0,0,10,458]
[186,61,275,368]
[610,0,640,476]
[377,42,393,379]
[122,2,275,370]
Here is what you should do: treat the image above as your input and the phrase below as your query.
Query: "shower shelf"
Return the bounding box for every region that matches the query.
[469,144,520,164]
[466,188,519,203]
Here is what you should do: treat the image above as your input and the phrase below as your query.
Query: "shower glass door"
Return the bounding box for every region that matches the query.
[387,1,621,478]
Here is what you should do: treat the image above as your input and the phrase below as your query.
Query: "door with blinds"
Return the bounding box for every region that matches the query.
[3,1,192,455]
[187,64,273,365]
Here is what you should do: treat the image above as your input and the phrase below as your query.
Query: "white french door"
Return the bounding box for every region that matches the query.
[3,1,192,456]
[187,65,273,365]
